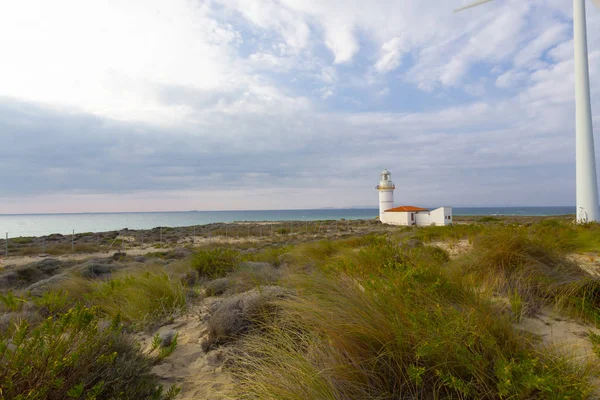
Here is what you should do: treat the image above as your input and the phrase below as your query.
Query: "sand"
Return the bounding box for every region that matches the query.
[568,253,600,278]
[431,239,472,259]
[137,297,234,400]
[516,309,600,360]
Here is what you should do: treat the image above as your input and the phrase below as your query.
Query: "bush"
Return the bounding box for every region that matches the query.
[191,248,240,278]
[243,246,292,267]
[478,216,501,223]
[0,305,177,400]
[203,286,289,351]
[89,268,187,330]
[10,237,34,245]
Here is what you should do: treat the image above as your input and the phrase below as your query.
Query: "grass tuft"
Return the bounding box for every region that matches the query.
[191,248,240,278]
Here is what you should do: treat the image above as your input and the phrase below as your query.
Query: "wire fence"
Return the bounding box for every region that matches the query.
[1,219,381,258]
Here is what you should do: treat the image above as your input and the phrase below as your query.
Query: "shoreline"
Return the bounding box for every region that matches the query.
[0,214,577,265]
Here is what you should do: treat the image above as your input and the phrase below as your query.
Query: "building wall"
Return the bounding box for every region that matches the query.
[430,207,453,226]
[378,189,394,220]
[382,208,453,227]
[382,211,410,226]
[415,212,431,226]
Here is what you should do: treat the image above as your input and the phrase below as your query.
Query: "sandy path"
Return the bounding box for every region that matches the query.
[431,239,472,259]
[0,247,157,269]
[515,309,600,363]
[137,298,234,400]
[568,253,600,278]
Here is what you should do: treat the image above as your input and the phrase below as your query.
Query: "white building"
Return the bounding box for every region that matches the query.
[376,169,453,226]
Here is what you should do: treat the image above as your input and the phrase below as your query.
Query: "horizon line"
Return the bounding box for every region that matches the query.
[0,205,578,217]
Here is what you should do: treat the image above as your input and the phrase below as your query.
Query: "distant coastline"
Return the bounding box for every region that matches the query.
[0,207,576,238]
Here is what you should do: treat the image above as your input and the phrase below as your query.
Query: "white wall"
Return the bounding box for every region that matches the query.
[382,211,410,226]
[430,207,453,226]
[382,208,453,227]
[378,189,394,220]
[415,212,431,226]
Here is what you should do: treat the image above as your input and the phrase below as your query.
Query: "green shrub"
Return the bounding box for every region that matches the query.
[0,291,26,313]
[478,216,501,223]
[191,248,240,278]
[32,289,72,317]
[11,237,34,245]
[0,305,176,400]
[243,246,292,267]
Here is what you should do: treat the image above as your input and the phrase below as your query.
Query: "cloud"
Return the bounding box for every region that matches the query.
[320,87,335,99]
[375,37,405,73]
[496,70,528,88]
[1,0,600,213]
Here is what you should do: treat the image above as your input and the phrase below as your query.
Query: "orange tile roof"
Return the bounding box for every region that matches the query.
[385,206,429,212]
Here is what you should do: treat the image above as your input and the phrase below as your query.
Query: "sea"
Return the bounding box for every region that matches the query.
[0,207,575,238]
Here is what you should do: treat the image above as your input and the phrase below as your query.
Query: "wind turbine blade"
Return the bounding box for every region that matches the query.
[591,0,600,9]
[454,0,494,13]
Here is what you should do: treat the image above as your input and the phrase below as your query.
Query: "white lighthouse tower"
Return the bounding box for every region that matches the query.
[377,169,395,220]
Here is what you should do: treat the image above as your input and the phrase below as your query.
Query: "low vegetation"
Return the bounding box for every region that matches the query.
[0,257,190,398]
[230,236,598,399]
[0,305,179,400]
[0,216,599,399]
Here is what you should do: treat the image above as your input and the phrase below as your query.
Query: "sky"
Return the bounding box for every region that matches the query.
[1,0,599,213]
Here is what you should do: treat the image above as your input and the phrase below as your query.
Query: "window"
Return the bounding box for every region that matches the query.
[411,213,414,222]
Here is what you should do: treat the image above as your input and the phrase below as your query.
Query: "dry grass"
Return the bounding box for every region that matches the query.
[446,228,600,324]
[230,237,596,399]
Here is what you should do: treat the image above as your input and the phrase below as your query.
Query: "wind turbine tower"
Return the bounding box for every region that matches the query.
[456,0,600,222]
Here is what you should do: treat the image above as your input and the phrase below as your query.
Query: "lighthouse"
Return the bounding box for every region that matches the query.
[375,168,453,226]
[377,169,395,220]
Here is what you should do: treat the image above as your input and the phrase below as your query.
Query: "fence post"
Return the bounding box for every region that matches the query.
[290,221,293,235]
[72,229,75,252]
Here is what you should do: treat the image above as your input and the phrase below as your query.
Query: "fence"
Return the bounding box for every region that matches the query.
[1,219,381,258]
